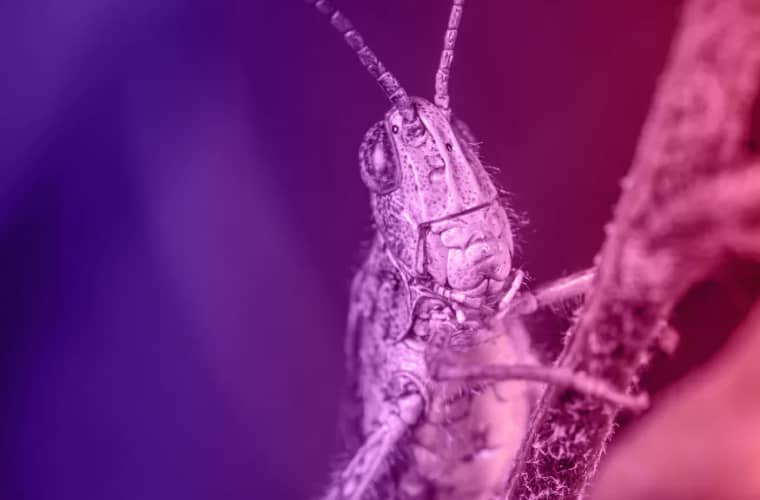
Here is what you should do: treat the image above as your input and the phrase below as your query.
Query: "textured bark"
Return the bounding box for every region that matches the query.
[504,1,760,499]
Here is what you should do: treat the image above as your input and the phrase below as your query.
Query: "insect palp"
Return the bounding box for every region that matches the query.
[455,308,467,324]
[496,269,525,318]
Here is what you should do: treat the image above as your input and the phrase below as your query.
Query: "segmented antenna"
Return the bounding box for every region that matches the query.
[434,0,466,115]
[306,0,415,122]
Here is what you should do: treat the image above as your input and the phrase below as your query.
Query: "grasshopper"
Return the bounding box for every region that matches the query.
[305,2,647,499]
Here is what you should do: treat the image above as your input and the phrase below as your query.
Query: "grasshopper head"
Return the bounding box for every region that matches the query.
[359,98,515,299]
[309,0,514,300]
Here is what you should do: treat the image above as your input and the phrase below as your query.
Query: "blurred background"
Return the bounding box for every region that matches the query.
[7,1,756,499]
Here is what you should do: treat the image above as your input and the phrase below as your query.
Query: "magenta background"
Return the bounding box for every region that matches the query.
[0,2,685,499]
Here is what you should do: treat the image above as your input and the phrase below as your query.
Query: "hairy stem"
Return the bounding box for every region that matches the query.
[505,1,760,499]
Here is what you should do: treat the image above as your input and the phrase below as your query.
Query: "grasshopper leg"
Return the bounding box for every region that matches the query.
[324,387,425,500]
[433,361,648,412]
[502,267,595,317]
[498,268,679,356]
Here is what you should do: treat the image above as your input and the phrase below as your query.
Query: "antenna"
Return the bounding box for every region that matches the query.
[434,0,466,116]
[307,0,416,121]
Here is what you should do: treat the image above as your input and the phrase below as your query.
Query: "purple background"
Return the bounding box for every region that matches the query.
[5,1,735,499]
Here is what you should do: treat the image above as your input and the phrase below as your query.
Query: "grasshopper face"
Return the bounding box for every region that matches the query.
[359,98,515,300]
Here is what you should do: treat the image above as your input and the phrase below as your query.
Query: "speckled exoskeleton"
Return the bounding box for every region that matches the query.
[305,2,646,499]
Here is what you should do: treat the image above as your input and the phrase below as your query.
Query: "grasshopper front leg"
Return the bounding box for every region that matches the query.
[433,360,649,411]
[500,267,595,318]
[500,267,680,356]
[324,379,426,500]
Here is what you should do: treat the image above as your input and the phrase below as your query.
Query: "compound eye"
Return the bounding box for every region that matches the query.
[358,122,400,194]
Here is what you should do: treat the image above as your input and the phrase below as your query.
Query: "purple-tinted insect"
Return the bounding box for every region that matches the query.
[305,2,645,499]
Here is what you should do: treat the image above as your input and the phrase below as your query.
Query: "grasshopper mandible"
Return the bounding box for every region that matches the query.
[305,2,647,499]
